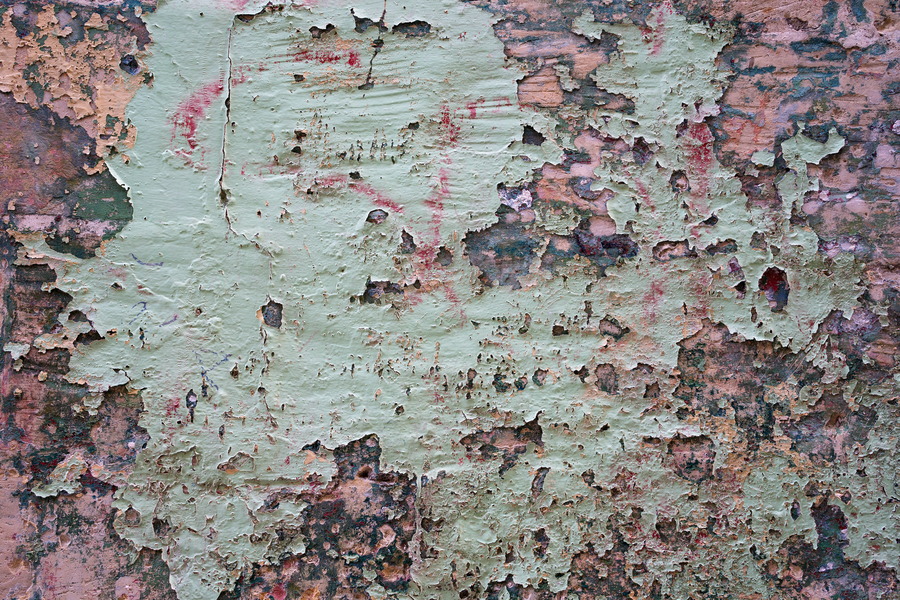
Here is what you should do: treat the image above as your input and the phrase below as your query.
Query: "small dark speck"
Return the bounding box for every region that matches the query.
[293,74,306,82]
[407,121,419,130]
[349,171,361,180]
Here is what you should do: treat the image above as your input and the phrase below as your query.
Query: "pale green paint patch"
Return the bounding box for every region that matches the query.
[32,451,89,498]
[27,1,883,599]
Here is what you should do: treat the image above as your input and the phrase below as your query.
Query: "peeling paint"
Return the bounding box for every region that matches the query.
[2,0,899,599]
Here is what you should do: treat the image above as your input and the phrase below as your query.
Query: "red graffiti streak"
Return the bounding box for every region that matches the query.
[439,104,461,145]
[464,96,514,119]
[292,48,361,68]
[686,121,714,213]
[642,279,665,324]
[171,79,224,151]
[350,181,405,213]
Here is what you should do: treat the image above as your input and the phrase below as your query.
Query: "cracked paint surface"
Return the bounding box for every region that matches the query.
[1,0,899,599]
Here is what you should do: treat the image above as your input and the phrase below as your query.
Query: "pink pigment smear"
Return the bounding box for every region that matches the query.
[170,78,225,167]
[217,0,250,10]
[292,48,362,68]
[686,121,714,211]
[271,583,287,600]
[464,96,514,119]
[650,0,673,55]
[350,181,405,213]
[439,104,461,145]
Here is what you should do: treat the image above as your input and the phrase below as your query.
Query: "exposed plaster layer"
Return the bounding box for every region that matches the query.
[0,2,152,168]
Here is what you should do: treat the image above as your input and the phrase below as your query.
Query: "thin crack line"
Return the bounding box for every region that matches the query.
[219,25,234,213]
[216,23,273,262]
[359,0,388,90]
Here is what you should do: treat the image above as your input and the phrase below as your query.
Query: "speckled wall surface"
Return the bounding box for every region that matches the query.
[1,1,898,599]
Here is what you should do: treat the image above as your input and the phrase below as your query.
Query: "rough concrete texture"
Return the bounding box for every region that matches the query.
[1,0,898,599]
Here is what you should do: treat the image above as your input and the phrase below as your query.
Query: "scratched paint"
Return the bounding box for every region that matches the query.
[4,0,899,599]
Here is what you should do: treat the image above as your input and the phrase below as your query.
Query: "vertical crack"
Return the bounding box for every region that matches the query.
[358,1,387,91]
[216,22,272,265]
[219,25,234,222]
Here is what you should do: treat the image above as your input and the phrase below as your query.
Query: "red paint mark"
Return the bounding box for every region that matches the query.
[350,182,405,213]
[690,272,711,319]
[650,1,673,55]
[409,169,467,316]
[165,397,181,417]
[687,122,714,170]
[685,121,714,213]
[292,48,361,67]
[315,174,349,189]
[218,0,249,9]
[634,178,655,210]
[641,280,665,323]
[272,583,287,600]
[463,96,513,119]
[651,19,665,55]
[426,170,449,236]
[622,164,655,210]
[439,104,460,145]
[172,79,224,150]
[171,78,225,168]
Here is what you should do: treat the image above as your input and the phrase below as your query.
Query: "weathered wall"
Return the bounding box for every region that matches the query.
[1,0,898,599]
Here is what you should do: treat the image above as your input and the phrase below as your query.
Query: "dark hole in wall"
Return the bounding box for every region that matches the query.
[705,239,737,255]
[652,240,696,261]
[353,12,387,33]
[399,230,417,254]
[366,209,389,224]
[362,279,405,304]
[522,125,545,146]
[152,517,171,538]
[594,363,618,394]
[597,315,629,339]
[631,137,653,165]
[670,170,690,192]
[309,23,335,38]
[261,299,283,328]
[392,20,432,36]
[119,54,140,75]
[759,267,789,311]
[436,246,453,266]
